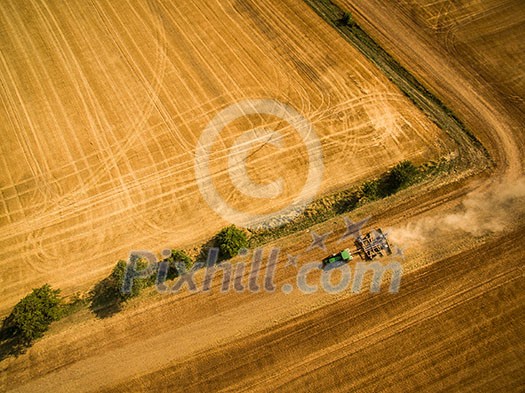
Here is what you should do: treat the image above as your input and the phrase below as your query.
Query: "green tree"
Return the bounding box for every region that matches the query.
[123,255,154,297]
[166,249,193,280]
[360,161,418,201]
[214,225,248,260]
[90,258,153,318]
[2,284,62,345]
[361,179,382,201]
[90,260,127,316]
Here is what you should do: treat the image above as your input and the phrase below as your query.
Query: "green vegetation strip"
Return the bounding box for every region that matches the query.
[247,159,451,246]
[303,0,491,167]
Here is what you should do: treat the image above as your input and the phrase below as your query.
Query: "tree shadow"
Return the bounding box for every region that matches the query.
[322,261,344,271]
[89,278,123,319]
[0,338,26,361]
[334,193,360,215]
[0,319,27,361]
[197,236,219,265]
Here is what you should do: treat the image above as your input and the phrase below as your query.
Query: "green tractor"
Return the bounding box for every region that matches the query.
[322,248,353,268]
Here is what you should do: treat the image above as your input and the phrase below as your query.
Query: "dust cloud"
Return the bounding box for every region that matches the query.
[388,177,525,247]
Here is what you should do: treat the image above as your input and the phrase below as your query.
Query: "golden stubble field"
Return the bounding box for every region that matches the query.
[338,0,525,174]
[1,0,525,391]
[0,0,453,314]
[398,0,525,101]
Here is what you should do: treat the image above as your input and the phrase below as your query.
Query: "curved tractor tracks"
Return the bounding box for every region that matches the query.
[338,0,524,183]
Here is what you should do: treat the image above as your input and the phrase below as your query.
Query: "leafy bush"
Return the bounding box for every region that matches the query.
[334,191,360,215]
[120,256,154,298]
[361,161,419,201]
[1,284,62,346]
[165,249,193,280]
[361,179,382,201]
[214,225,248,260]
[339,12,351,26]
[90,258,153,317]
[382,160,418,194]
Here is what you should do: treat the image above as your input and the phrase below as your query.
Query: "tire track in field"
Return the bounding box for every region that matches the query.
[237,0,327,111]
[3,4,430,250]
[20,0,140,264]
[7,0,178,245]
[8,229,519,392]
[0,86,438,239]
[30,0,119,182]
[0,89,443,268]
[0,0,424,224]
[10,0,188,216]
[0,1,91,215]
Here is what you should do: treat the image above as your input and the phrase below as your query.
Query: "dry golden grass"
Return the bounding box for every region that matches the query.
[399,0,525,101]
[2,196,523,392]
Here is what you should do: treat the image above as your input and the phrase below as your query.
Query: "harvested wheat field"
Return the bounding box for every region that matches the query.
[1,0,525,392]
[339,0,525,173]
[0,0,454,314]
[397,0,525,101]
[2,181,524,392]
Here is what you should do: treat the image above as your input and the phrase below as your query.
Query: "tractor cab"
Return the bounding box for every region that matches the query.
[322,248,353,268]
